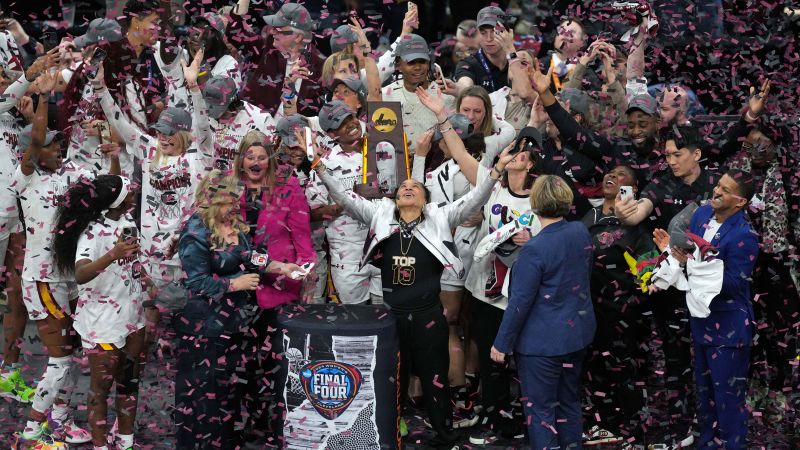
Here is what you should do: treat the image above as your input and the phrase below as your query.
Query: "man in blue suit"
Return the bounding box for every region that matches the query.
[663,169,759,450]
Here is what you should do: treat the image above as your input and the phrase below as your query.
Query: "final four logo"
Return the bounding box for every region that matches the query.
[299,361,363,420]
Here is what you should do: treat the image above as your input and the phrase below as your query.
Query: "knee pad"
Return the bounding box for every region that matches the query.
[31,355,74,414]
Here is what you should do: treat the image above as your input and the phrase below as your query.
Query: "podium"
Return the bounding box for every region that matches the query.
[278,303,400,450]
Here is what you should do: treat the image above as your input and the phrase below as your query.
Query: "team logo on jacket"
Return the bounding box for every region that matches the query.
[300,361,362,420]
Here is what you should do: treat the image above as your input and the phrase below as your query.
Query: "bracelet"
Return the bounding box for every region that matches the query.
[745,110,759,122]
[438,117,449,125]
[311,159,324,171]
[490,167,502,179]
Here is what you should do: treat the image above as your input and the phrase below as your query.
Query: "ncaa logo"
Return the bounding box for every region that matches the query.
[300,361,363,420]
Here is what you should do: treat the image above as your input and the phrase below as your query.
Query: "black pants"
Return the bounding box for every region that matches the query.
[647,287,695,435]
[751,251,800,390]
[395,302,452,434]
[241,308,287,448]
[470,296,517,434]
[175,333,246,450]
[584,296,649,440]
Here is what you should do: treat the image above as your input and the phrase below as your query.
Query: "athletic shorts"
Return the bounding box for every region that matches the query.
[80,324,144,351]
[22,280,78,321]
[330,262,381,305]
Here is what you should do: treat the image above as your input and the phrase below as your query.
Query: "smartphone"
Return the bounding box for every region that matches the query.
[122,226,138,243]
[408,1,417,11]
[304,127,315,161]
[619,186,634,202]
[84,47,107,80]
[290,262,315,280]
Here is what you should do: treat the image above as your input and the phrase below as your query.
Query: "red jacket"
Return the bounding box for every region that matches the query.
[227,14,326,116]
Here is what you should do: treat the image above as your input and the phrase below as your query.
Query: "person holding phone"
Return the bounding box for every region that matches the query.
[614,125,718,447]
[93,51,214,356]
[381,33,456,154]
[454,6,512,95]
[51,175,147,450]
[580,165,657,445]
[491,175,595,450]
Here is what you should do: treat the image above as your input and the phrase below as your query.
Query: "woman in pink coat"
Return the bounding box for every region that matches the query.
[233,130,316,447]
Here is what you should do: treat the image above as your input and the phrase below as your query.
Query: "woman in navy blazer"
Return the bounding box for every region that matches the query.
[491,175,596,449]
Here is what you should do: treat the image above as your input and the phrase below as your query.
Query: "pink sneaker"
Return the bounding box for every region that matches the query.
[47,412,91,444]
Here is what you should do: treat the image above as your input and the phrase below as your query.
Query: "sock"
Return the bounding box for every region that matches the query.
[31,355,73,416]
[116,433,134,449]
[51,402,69,422]
[21,420,44,439]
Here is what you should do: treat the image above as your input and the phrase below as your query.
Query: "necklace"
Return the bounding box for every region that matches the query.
[399,232,415,255]
[398,216,422,239]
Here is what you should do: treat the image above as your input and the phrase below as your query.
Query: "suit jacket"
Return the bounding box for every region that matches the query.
[493,220,596,356]
[688,204,759,347]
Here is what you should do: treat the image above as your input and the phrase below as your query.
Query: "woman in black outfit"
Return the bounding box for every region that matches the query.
[305,127,514,447]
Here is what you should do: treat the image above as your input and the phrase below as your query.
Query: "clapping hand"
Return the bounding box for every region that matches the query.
[416,85,446,119]
[416,128,434,157]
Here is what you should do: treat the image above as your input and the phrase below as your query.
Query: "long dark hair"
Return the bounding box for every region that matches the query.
[52,175,125,275]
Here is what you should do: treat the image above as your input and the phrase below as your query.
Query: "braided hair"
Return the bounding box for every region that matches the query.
[52,175,126,275]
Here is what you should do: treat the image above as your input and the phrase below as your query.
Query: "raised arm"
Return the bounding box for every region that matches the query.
[626,23,648,84]
[442,146,512,228]
[482,117,516,168]
[0,52,52,113]
[183,49,215,167]
[417,86,481,184]
[226,0,266,62]
[350,19,382,102]
[300,129,381,225]
[92,66,146,158]
[19,70,56,176]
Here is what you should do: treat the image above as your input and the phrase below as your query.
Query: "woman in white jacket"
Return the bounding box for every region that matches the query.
[93,51,214,348]
[412,85,497,406]
[302,126,514,447]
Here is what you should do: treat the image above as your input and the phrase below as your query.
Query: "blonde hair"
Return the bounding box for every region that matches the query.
[321,51,361,87]
[196,169,248,248]
[153,130,192,165]
[529,175,574,218]
[456,86,493,137]
[232,130,279,193]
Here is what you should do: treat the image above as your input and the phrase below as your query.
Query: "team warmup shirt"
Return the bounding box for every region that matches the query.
[208,102,276,171]
[100,89,214,278]
[73,215,145,347]
[13,161,94,282]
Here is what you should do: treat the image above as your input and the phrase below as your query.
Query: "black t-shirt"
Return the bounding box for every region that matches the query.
[377,231,444,313]
[640,170,718,230]
[454,49,508,93]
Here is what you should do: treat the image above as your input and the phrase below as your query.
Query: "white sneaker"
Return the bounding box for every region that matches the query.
[47,413,92,444]
[584,425,623,446]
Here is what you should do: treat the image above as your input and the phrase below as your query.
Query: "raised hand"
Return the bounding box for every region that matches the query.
[652,228,669,252]
[495,25,515,54]
[495,142,516,172]
[416,85,446,118]
[747,79,771,119]
[416,128,434,157]
[34,68,58,94]
[109,235,140,261]
[25,49,58,80]
[530,57,554,95]
[401,2,419,35]
[349,16,371,55]
[181,48,204,89]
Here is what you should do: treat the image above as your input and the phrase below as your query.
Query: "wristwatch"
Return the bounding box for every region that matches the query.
[506,52,518,61]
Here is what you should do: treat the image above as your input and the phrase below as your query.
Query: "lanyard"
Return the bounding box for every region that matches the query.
[475,49,496,92]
